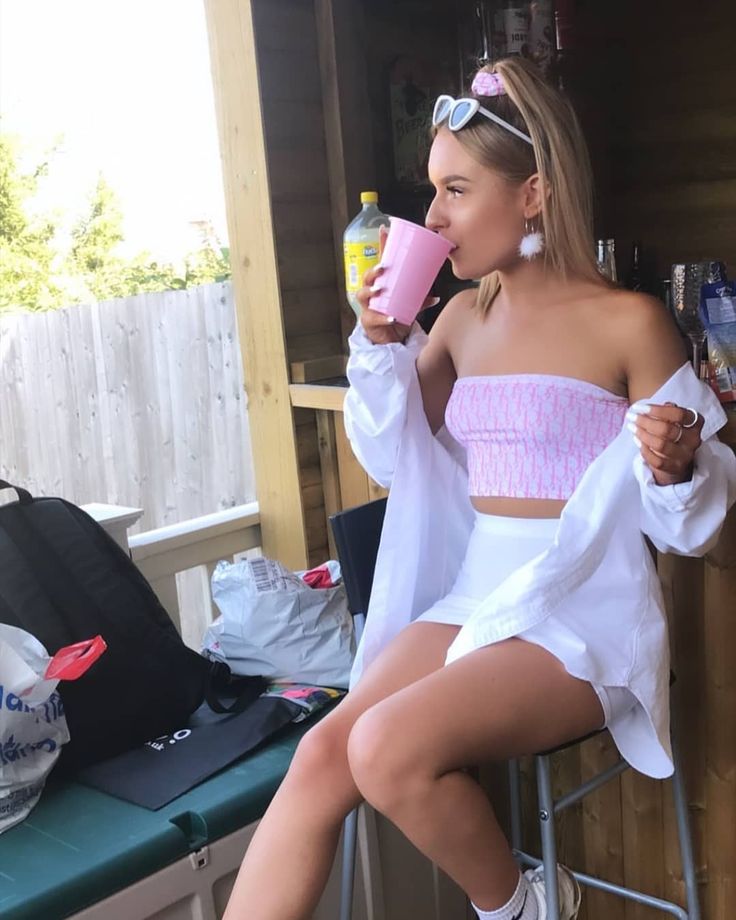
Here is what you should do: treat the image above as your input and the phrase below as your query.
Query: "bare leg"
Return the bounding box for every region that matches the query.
[347,637,606,912]
[223,622,461,920]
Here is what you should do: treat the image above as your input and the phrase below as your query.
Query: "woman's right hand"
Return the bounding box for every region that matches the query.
[356,225,439,345]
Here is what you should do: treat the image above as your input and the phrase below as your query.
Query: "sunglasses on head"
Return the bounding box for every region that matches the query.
[432,94,533,146]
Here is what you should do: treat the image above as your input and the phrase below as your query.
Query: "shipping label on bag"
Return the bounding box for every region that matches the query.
[248,557,295,594]
[203,556,355,689]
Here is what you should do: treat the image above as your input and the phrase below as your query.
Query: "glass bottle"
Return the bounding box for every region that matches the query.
[626,241,643,291]
[553,0,575,91]
[596,239,618,282]
[503,1,531,58]
[530,0,555,78]
[343,192,390,318]
[660,278,673,317]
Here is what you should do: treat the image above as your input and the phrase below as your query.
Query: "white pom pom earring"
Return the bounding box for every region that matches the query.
[519,216,545,260]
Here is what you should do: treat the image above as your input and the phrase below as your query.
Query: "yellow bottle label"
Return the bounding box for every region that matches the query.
[344,241,380,293]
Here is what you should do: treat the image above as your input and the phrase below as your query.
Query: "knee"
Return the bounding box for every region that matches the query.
[293,719,348,778]
[347,706,424,811]
[281,722,363,820]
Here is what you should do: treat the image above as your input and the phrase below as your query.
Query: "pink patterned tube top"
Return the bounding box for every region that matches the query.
[444,374,629,500]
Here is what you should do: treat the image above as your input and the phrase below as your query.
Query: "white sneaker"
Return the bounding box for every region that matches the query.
[524,864,582,920]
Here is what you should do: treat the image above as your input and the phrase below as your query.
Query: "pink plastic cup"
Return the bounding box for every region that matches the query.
[369,216,454,326]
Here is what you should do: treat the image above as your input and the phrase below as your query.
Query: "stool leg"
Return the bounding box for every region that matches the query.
[508,758,523,853]
[670,730,701,920]
[536,755,560,919]
[339,806,359,920]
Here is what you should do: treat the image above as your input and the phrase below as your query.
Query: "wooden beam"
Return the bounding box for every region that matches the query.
[314,0,376,349]
[289,384,347,412]
[203,0,308,570]
[315,409,341,560]
[289,354,347,384]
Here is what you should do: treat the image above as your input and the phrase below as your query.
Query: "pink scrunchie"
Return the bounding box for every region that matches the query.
[471,71,505,97]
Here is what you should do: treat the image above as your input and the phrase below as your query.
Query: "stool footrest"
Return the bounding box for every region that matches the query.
[552,756,630,813]
[512,850,689,919]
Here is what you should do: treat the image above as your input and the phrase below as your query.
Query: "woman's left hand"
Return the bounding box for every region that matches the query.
[626,401,704,486]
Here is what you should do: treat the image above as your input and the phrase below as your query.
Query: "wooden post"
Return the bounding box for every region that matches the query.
[203,0,308,570]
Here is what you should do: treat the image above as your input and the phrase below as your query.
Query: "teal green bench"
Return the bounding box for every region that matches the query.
[0,701,340,920]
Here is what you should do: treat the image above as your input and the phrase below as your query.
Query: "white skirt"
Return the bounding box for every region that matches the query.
[415,511,638,729]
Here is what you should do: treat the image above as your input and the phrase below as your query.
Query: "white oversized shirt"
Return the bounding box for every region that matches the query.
[344,321,736,778]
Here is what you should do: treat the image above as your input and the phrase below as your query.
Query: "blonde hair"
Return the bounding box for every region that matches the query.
[431,57,604,315]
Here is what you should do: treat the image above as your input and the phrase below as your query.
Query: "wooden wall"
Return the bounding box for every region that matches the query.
[248,0,341,564]
[576,0,736,284]
[253,0,344,365]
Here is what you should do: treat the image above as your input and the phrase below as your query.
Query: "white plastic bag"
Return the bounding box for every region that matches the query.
[202,557,355,688]
[0,625,106,834]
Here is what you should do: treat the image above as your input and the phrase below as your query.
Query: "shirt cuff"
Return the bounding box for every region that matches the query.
[347,320,428,371]
[633,454,698,511]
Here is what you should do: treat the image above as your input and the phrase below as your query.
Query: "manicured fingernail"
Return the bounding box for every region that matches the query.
[627,421,638,434]
[625,411,638,423]
[428,297,440,306]
[633,435,642,448]
[629,404,651,415]
[386,315,395,324]
[369,285,382,295]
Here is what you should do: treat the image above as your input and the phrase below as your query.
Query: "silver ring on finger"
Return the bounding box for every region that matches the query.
[682,406,699,428]
[673,423,684,444]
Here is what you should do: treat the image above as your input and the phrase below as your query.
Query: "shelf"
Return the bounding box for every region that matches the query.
[289,383,348,411]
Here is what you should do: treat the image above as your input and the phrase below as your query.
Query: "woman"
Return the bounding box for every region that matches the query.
[225,58,735,920]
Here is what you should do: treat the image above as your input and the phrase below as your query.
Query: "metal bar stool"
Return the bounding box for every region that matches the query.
[508,683,701,919]
[331,500,700,920]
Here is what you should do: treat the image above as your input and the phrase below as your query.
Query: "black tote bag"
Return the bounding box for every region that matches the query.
[0,481,266,772]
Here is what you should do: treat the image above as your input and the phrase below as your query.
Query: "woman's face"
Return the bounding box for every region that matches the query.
[425,128,527,280]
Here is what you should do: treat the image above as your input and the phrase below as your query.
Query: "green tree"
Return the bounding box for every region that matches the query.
[68,174,125,294]
[0,132,231,312]
[183,246,230,286]
[0,133,68,310]
[66,175,182,301]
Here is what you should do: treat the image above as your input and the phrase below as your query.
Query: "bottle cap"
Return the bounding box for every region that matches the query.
[360,191,379,204]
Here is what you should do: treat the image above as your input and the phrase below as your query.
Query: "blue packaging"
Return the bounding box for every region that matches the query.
[700,280,736,401]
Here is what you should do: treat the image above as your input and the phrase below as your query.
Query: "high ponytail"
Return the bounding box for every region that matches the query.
[431,57,603,315]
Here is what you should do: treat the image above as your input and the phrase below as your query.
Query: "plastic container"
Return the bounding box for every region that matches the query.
[343,192,390,318]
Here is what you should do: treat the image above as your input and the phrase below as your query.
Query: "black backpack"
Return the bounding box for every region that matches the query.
[0,480,266,773]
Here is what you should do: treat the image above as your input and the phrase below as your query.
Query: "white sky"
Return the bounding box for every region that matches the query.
[0,0,228,262]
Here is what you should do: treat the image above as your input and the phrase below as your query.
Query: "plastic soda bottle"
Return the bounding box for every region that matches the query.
[343,191,390,317]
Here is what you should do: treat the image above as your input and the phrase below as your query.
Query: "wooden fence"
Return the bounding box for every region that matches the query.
[0,282,255,530]
[0,283,257,647]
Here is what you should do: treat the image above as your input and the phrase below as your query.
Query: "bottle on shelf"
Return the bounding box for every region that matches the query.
[529,0,555,78]
[503,1,531,58]
[596,239,618,283]
[660,278,673,316]
[626,240,644,291]
[553,0,575,90]
[343,191,390,318]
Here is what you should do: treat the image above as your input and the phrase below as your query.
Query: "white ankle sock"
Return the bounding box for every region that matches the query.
[471,871,538,920]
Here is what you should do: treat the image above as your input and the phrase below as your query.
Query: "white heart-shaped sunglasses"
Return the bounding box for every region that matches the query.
[432,94,533,146]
